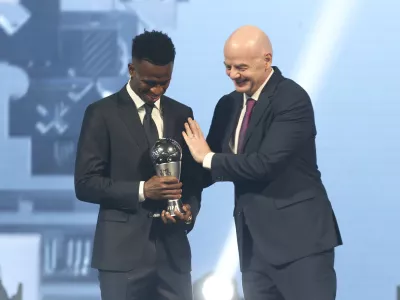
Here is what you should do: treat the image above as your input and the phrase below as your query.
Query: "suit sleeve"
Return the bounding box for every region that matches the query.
[180,108,203,232]
[74,104,140,211]
[209,94,315,183]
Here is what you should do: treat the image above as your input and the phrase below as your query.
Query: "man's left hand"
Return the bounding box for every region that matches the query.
[182,118,211,163]
[161,204,193,224]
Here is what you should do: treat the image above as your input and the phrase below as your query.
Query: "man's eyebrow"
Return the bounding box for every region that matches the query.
[224,62,249,68]
[142,79,170,85]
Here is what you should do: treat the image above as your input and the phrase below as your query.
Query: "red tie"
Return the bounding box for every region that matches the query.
[237,98,256,153]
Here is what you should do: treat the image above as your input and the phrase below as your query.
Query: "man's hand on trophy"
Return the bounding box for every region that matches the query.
[182,118,212,164]
[144,176,182,200]
[161,204,192,225]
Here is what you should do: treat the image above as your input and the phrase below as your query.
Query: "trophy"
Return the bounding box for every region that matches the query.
[150,138,184,217]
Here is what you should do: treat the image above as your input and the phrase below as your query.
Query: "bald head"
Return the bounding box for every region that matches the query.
[223,25,273,96]
[224,25,273,58]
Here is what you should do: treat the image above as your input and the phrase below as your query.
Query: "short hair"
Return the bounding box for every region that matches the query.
[131,30,176,65]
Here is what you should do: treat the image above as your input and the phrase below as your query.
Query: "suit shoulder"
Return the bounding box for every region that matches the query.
[163,95,193,112]
[207,92,239,117]
[278,78,310,101]
[273,78,312,111]
[216,92,235,109]
[86,92,118,113]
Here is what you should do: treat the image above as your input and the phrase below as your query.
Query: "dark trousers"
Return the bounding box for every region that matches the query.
[241,225,337,300]
[98,220,192,300]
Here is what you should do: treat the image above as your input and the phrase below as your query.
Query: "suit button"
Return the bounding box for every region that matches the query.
[148,212,153,218]
[216,176,223,181]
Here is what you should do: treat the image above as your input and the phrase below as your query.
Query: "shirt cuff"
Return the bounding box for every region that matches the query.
[202,152,215,169]
[139,181,146,202]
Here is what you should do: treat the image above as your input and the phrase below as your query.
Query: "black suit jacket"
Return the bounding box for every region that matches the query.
[74,86,202,273]
[205,67,342,269]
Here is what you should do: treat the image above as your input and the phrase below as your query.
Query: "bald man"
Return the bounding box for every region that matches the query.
[183,26,342,300]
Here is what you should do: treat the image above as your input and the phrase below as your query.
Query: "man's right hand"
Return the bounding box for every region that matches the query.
[143,176,182,200]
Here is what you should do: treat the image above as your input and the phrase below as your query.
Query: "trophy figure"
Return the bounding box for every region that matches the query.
[150,138,184,217]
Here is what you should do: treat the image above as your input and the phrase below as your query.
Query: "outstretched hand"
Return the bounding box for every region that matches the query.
[182,118,211,163]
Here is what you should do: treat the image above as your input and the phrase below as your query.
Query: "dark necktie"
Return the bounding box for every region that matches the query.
[143,103,159,147]
[237,98,256,153]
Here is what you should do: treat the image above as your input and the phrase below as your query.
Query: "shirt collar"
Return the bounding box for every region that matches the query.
[244,68,274,102]
[126,79,161,110]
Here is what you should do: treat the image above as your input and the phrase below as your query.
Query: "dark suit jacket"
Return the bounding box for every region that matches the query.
[205,67,342,269]
[74,86,202,273]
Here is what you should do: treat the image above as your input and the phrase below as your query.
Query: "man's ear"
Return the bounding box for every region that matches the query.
[128,63,135,77]
[264,53,272,68]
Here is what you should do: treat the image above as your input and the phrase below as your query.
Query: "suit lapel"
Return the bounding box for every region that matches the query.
[117,86,148,152]
[223,93,242,153]
[241,67,283,150]
[160,96,175,139]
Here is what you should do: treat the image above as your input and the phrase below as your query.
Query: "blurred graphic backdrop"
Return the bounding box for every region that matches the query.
[0,0,399,299]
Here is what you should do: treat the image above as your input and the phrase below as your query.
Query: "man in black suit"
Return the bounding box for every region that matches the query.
[183,25,342,300]
[74,30,202,300]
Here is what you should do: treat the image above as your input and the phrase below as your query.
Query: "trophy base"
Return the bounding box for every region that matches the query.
[166,199,184,217]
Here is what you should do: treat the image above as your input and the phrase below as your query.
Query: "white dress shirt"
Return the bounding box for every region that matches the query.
[126,81,163,201]
[203,69,274,169]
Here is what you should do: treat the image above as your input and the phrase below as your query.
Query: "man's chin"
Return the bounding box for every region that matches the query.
[144,95,161,103]
[234,84,251,94]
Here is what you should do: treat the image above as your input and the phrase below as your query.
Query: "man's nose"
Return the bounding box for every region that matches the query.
[151,86,164,96]
[229,70,240,80]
